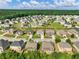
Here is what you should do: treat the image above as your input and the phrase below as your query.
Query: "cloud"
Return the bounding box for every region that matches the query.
[0,0,12,3]
[30,0,39,4]
[0,0,79,9]
[54,0,78,7]
[15,0,55,9]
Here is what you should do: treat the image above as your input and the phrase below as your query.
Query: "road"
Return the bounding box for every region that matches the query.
[0,36,54,42]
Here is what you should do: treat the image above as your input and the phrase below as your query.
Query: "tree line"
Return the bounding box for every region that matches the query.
[0,10,79,20]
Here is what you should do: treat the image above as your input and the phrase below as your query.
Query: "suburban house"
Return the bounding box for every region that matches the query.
[0,39,10,53]
[57,42,72,53]
[73,17,79,24]
[41,41,54,54]
[36,30,44,39]
[45,29,55,38]
[25,41,37,52]
[73,41,79,52]
[27,31,33,39]
[64,22,72,28]
[10,40,24,52]
[57,30,68,37]
[68,29,79,38]
[55,18,65,25]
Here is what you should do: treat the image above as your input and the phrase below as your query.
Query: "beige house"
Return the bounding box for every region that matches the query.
[36,30,44,39]
[57,42,72,53]
[45,29,55,38]
[73,41,79,52]
[41,41,54,54]
[57,30,68,37]
[25,41,37,51]
[10,40,24,52]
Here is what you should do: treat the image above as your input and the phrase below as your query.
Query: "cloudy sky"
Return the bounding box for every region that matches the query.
[0,0,79,10]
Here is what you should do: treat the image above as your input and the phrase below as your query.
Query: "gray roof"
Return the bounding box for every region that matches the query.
[45,29,55,36]
[37,30,44,35]
[74,17,79,22]
[0,39,9,50]
[68,29,78,35]
[73,41,79,49]
[11,40,24,47]
[59,42,71,48]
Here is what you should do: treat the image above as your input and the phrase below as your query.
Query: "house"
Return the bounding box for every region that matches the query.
[10,40,24,52]
[41,41,54,54]
[64,22,72,28]
[14,30,23,38]
[36,30,44,39]
[55,18,65,25]
[73,17,79,24]
[0,39,10,53]
[45,29,55,38]
[25,41,37,51]
[3,28,14,35]
[57,42,72,52]
[57,30,68,37]
[73,41,79,52]
[27,31,33,39]
[68,29,79,38]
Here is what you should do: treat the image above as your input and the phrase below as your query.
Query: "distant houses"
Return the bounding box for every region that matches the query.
[0,15,79,54]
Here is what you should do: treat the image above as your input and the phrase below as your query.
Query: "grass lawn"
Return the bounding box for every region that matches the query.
[48,22,65,29]
[33,33,40,38]
[18,34,28,39]
[40,22,66,30]
[12,23,22,29]
[0,31,4,35]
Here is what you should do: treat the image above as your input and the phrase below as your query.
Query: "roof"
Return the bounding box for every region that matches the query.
[0,39,9,50]
[37,30,44,35]
[74,17,79,22]
[73,41,79,49]
[25,41,37,51]
[11,40,24,47]
[45,29,55,36]
[59,42,71,48]
[57,30,67,36]
[68,29,78,35]
[41,41,54,51]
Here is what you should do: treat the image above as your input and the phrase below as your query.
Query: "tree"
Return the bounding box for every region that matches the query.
[55,35,61,43]
[66,39,72,44]
[71,34,75,38]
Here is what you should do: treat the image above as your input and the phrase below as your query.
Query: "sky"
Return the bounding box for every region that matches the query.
[0,0,79,10]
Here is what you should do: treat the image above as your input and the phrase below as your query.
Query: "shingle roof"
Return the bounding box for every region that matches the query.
[59,42,71,48]
[0,39,9,50]
[45,29,55,36]
[11,40,24,47]
[41,41,54,51]
[25,41,37,51]
[73,41,79,49]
